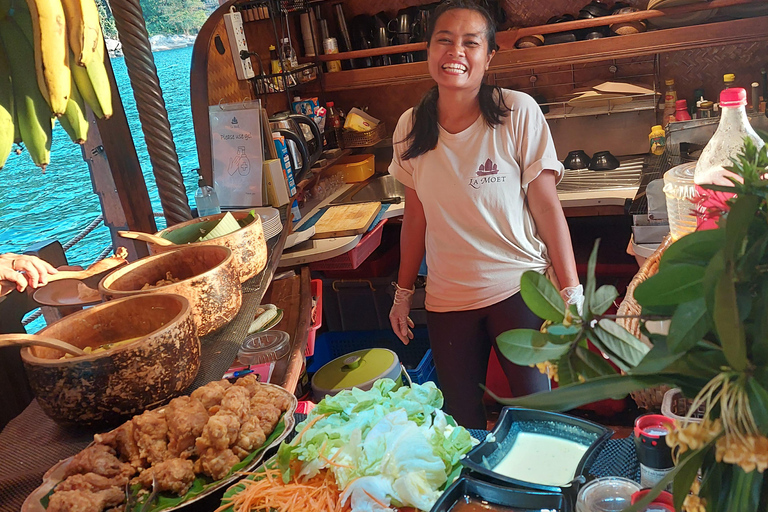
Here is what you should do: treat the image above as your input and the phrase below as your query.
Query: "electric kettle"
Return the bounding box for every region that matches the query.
[268,112,322,182]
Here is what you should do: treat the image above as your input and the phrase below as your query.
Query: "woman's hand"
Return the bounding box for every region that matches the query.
[0,253,58,293]
[390,283,415,345]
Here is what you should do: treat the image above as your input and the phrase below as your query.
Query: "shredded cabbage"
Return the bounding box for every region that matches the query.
[277,379,478,512]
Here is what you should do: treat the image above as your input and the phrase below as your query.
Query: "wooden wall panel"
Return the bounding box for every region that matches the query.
[659,40,768,108]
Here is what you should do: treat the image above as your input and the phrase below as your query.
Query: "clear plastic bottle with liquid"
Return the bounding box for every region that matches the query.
[280,38,299,70]
[693,87,764,230]
[325,101,343,149]
[195,175,221,217]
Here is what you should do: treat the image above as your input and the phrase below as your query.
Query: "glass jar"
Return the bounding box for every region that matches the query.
[697,100,714,118]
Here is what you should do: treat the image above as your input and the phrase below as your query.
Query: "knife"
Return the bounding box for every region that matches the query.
[334,197,402,206]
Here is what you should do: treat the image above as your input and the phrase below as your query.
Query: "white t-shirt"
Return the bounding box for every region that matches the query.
[389,89,564,312]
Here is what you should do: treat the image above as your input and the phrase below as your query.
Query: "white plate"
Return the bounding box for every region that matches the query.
[22,383,297,512]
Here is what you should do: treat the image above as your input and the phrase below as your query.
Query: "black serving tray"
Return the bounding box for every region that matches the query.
[431,475,572,512]
[461,407,613,500]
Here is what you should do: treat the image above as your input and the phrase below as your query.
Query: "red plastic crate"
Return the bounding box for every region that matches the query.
[306,279,323,357]
[309,219,387,272]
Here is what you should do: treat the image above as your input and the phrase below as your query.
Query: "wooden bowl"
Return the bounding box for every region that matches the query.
[149,211,268,283]
[21,294,199,426]
[98,245,242,336]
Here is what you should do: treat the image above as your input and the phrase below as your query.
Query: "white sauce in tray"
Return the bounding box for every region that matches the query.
[492,432,589,486]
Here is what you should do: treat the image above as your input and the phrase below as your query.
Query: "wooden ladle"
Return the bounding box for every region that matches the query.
[118,230,175,246]
[0,333,86,356]
[1,256,128,297]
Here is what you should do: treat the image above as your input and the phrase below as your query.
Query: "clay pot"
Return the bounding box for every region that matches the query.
[21,294,199,426]
[149,211,268,283]
[99,245,241,336]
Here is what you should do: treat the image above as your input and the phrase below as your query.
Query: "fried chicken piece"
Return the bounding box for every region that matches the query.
[132,408,169,465]
[65,444,135,481]
[48,487,125,512]
[233,374,261,396]
[56,473,128,493]
[166,396,209,458]
[95,421,142,468]
[219,386,251,422]
[251,385,292,412]
[232,417,266,460]
[132,458,196,496]
[196,411,240,453]
[194,447,240,481]
[248,399,282,435]
[190,382,226,411]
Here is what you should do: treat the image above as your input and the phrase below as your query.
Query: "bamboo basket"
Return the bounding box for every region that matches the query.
[616,234,675,409]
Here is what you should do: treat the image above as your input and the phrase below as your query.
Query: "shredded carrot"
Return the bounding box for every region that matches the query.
[363,489,389,510]
[320,453,353,469]
[216,467,351,512]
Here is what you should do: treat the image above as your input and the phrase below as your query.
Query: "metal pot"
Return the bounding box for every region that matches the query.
[269,112,322,183]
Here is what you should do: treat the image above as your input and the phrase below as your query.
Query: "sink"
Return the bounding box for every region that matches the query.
[331,174,405,205]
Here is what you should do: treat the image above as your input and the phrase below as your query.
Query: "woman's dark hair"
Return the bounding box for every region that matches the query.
[401,0,510,160]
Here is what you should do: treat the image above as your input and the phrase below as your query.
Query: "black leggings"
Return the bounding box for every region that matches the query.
[426,292,551,429]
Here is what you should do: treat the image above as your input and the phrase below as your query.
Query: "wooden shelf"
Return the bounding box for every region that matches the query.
[320,15,768,92]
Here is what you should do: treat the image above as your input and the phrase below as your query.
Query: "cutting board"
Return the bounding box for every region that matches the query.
[313,202,381,239]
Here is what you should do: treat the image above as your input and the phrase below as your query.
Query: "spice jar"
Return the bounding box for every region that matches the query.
[648,125,666,156]
[634,414,675,490]
[697,100,714,118]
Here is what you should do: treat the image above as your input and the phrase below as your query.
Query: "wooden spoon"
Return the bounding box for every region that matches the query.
[1,257,127,297]
[0,333,86,356]
[118,230,175,246]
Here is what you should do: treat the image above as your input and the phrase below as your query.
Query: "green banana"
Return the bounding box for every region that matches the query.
[71,58,104,119]
[84,38,112,118]
[59,70,89,144]
[0,42,14,168]
[0,18,52,169]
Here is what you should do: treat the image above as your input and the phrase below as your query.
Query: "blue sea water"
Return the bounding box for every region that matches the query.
[0,46,200,268]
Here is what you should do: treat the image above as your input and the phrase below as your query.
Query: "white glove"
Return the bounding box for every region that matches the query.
[389,282,415,345]
[560,284,584,316]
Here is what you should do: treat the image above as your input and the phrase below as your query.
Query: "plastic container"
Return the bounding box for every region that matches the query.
[576,477,641,512]
[310,219,386,271]
[305,278,323,357]
[662,162,697,240]
[307,327,437,385]
[238,330,291,365]
[311,347,404,400]
[693,87,765,229]
[194,176,221,217]
[329,154,375,183]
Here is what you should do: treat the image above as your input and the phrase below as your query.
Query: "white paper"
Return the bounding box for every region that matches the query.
[209,100,264,208]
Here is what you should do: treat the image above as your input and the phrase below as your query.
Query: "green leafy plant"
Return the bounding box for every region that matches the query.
[493,134,768,511]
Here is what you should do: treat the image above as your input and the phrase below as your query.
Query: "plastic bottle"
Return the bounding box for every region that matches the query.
[648,125,666,156]
[325,101,343,149]
[280,38,298,70]
[662,79,677,127]
[723,73,736,90]
[674,99,691,122]
[195,176,221,217]
[693,87,765,230]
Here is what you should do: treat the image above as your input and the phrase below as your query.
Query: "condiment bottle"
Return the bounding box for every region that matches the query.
[323,37,342,73]
[268,44,283,90]
[693,87,765,230]
[723,73,736,90]
[662,79,677,127]
[697,100,714,118]
[195,175,221,217]
[634,414,675,490]
[674,99,691,122]
[325,101,343,149]
[648,125,666,156]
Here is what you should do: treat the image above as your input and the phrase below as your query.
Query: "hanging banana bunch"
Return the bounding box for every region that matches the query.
[0,0,113,170]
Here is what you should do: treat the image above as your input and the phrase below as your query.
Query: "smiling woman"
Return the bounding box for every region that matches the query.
[387,0,581,429]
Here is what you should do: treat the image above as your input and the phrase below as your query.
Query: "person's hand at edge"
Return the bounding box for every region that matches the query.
[0,253,58,292]
[389,282,415,345]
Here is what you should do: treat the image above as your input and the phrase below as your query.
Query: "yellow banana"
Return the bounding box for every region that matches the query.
[60,0,102,66]
[0,18,52,169]
[18,0,70,116]
[0,43,13,168]
[59,69,89,144]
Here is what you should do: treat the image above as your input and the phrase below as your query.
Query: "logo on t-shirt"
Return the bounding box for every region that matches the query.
[469,158,507,189]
